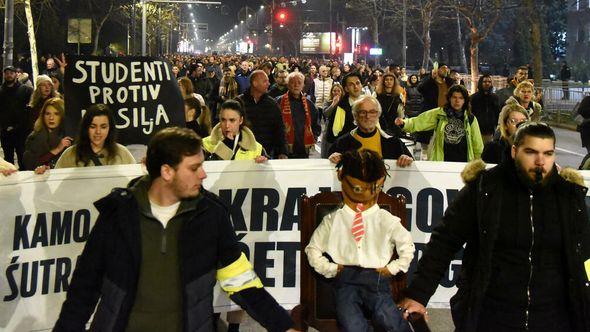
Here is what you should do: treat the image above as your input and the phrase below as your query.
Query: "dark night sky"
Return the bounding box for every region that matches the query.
[183,0,266,40]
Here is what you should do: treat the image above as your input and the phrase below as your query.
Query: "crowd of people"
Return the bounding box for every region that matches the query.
[2,53,590,332]
[0,52,562,174]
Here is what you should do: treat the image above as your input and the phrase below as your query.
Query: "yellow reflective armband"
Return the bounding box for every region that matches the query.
[217,253,263,295]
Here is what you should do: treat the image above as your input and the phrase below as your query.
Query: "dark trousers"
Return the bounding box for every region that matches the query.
[1,128,27,168]
[562,81,570,100]
[334,267,411,332]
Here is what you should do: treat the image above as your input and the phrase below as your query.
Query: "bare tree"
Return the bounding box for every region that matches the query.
[76,0,125,54]
[344,0,395,46]
[120,2,179,55]
[407,0,442,70]
[523,0,542,86]
[448,0,502,91]
[455,9,468,73]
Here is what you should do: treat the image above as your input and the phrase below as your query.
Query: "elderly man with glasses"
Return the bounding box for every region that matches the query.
[328,95,413,167]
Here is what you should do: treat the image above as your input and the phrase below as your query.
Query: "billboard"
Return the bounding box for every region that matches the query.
[299,32,340,54]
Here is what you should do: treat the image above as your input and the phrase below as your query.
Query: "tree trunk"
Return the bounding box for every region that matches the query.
[371,15,379,45]
[530,19,543,86]
[422,19,431,70]
[402,0,407,67]
[456,11,467,73]
[93,23,101,55]
[24,0,38,83]
[524,0,543,86]
[470,37,479,93]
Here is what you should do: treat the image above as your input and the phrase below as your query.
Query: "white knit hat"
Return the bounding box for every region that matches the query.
[35,74,52,87]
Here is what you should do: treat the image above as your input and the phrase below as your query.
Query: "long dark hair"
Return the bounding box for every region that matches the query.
[76,104,119,166]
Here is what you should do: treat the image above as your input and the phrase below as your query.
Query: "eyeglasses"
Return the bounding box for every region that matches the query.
[508,118,526,125]
[343,176,383,194]
[358,110,379,117]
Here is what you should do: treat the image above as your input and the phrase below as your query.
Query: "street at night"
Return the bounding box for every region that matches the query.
[1,1,590,332]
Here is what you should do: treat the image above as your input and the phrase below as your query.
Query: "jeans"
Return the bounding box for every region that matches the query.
[334,267,411,332]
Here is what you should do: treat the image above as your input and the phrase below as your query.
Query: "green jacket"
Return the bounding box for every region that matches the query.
[202,124,264,161]
[402,107,484,162]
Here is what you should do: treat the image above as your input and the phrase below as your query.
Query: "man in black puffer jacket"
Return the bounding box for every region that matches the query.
[400,123,590,332]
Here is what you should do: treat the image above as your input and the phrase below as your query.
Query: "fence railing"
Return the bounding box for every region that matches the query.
[541,86,590,126]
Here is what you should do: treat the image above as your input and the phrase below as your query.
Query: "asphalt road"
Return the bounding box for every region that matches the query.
[553,126,587,169]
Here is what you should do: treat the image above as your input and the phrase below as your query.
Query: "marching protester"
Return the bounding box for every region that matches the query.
[470,74,501,143]
[28,74,60,128]
[395,85,484,162]
[504,80,543,122]
[326,72,365,144]
[184,96,212,139]
[320,83,345,158]
[268,69,289,98]
[276,71,321,158]
[237,70,288,159]
[235,60,252,94]
[0,65,33,168]
[202,99,267,163]
[497,65,529,106]
[23,97,72,171]
[55,104,136,168]
[401,122,590,332]
[178,76,206,107]
[313,65,334,123]
[328,95,413,167]
[416,63,454,158]
[481,103,529,164]
[53,127,298,332]
[376,73,405,137]
[219,67,239,102]
[405,74,424,119]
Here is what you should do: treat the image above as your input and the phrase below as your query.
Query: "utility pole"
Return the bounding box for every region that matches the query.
[2,0,14,68]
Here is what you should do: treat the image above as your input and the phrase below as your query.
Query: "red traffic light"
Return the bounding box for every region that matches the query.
[276,11,287,22]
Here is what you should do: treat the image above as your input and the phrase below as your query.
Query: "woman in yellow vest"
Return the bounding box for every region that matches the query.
[202,99,267,162]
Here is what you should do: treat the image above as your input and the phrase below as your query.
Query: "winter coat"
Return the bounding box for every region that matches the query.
[405,85,423,118]
[470,90,501,136]
[577,96,590,148]
[504,96,542,122]
[0,81,32,131]
[22,128,65,170]
[405,159,590,332]
[401,107,484,162]
[202,125,265,160]
[326,95,356,143]
[53,179,293,332]
[236,91,287,158]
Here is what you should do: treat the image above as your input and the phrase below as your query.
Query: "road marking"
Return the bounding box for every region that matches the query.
[556,147,586,157]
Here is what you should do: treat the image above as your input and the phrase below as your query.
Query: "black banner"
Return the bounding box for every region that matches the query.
[64,56,185,145]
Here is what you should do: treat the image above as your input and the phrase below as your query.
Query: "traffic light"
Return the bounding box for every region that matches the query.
[276,10,287,27]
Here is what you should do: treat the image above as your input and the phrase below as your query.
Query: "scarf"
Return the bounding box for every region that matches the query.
[280,92,315,152]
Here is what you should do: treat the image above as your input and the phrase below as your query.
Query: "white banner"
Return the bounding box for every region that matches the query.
[1,160,589,331]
